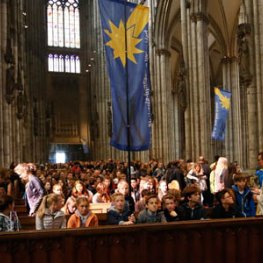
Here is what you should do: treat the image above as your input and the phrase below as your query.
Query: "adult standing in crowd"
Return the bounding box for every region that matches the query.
[256,152,263,187]
[14,163,44,216]
[252,152,263,215]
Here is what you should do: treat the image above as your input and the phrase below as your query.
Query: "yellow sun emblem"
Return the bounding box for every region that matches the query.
[215,87,230,110]
[104,5,149,67]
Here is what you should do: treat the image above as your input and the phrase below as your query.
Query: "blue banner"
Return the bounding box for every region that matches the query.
[211,87,231,141]
[99,0,151,151]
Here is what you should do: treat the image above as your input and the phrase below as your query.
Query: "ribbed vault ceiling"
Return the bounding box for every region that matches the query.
[157,0,241,85]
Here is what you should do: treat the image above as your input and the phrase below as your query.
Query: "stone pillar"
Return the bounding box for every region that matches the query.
[173,59,187,158]
[221,57,234,162]
[180,0,191,159]
[196,11,212,161]
[184,1,211,162]
[221,56,243,165]
[156,48,171,163]
[252,0,263,152]
[231,58,243,166]
[2,0,11,166]
[237,20,256,168]
[256,0,263,151]
[0,1,7,164]
[188,12,199,160]
[24,0,48,163]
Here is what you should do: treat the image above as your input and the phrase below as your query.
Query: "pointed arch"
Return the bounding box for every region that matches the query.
[154,0,174,50]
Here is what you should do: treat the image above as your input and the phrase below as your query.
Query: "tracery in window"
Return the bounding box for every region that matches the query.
[47,0,80,73]
[47,0,80,48]
[48,54,80,73]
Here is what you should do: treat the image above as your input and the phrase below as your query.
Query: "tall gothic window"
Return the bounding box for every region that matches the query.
[47,0,80,73]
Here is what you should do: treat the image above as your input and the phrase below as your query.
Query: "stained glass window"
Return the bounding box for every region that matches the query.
[48,54,80,73]
[47,0,80,73]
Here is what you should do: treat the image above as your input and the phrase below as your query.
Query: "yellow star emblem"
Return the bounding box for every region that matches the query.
[104,5,149,67]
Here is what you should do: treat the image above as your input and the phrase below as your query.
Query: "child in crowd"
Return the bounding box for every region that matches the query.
[135,189,150,214]
[116,180,135,214]
[137,194,162,223]
[52,183,66,214]
[211,188,242,218]
[131,177,140,203]
[157,179,168,203]
[103,175,113,196]
[14,163,44,216]
[186,163,207,204]
[232,173,256,217]
[67,196,98,228]
[161,193,180,222]
[177,184,206,220]
[107,193,135,225]
[64,180,93,215]
[35,193,66,230]
[44,181,52,194]
[52,183,64,197]
[0,195,20,231]
[0,187,6,198]
[92,182,111,203]
[0,168,12,196]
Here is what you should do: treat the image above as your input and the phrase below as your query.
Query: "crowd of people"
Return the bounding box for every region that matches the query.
[1,151,263,232]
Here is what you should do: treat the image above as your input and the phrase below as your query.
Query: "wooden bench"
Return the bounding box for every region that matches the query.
[2,217,263,263]
[89,202,111,214]
[19,215,35,230]
[15,204,27,216]
[19,212,108,230]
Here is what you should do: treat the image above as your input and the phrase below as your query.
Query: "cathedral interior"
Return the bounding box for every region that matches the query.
[0,0,262,170]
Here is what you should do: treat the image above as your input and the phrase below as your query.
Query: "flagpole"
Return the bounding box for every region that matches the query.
[124,0,132,197]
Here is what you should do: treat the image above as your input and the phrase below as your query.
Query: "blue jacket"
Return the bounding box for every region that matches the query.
[137,209,162,224]
[107,203,132,225]
[177,203,206,221]
[256,169,263,187]
[232,185,256,217]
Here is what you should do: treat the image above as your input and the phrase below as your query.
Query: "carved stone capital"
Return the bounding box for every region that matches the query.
[240,74,252,86]
[156,49,171,57]
[4,38,14,64]
[5,65,15,104]
[16,92,25,119]
[221,56,238,64]
[190,12,209,24]
[237,23,251,38]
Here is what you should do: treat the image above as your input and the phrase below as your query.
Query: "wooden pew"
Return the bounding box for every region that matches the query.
[89,202,111,213]
[19,215,35,230]
[1,217,263,263]
[18,204,110,230]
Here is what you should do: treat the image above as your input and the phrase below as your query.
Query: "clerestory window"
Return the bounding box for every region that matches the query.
[47,0,80,73]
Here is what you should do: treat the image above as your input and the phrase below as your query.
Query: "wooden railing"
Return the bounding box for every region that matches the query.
[1,217,263,263]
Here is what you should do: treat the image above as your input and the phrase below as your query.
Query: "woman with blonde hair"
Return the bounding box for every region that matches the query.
[210,157,228,194]
[14,163,44,216]
[35,193,66,230]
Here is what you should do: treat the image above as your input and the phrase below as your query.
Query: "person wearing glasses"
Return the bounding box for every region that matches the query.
[211,189,242,219]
